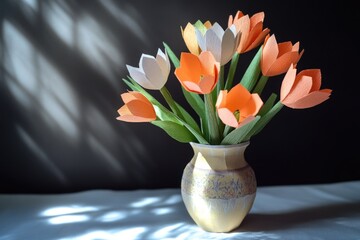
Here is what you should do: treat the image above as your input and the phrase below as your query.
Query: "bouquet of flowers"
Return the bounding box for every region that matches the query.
[116,10,332,145]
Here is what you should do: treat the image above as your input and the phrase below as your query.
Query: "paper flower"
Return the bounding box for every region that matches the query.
[280,65,332,109]
[174,51,220,94]
[228,11,270,53]
[117,9,332,145]
[196,23,240,66]
[216,84,263,128]
[126,48,170,90]
[261,34,304,77]
[181,20,212,55]
[116,91,156,122]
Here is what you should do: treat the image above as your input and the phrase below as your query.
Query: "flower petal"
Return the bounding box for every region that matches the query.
[181,23,200,55]
[297,69,321,92]
[204,24,223,62]
[284,90,332,109]
[218,108,239,128]
[235,15,250,53]
[181,81,203,94]
[266,51,301,76]
[278,42,294,56]
[280,65,297,101]
[199,75,216,94]
[240,93,263,118]
[250,12,265,28]
[195,28,206,52]
[237,115,256,128]
[283,75,313,104]
[175,53,202,83]
[127,65,156,89]
[221,25,237,65]
[156,48,170,80]
[227,84,252,111]
[140,54,165,89]
[261,34,279,76]
[198,51,218,75]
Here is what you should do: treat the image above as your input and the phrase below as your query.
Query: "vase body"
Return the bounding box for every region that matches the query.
[181,141,256,233]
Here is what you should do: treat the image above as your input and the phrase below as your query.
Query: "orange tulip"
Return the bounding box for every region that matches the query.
[228,11,270,53]
[174,51,220,94]
[216,84,263,128]
[280,65,332,109]
[116,91,156,122]
[261,34,304,77]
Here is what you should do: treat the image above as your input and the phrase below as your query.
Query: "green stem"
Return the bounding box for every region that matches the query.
[160,86,184,119]
[223,125,234,138]
[204,93,220,144]
[252,75,269,95]
[217,65,225,94]
[224,52,240,90]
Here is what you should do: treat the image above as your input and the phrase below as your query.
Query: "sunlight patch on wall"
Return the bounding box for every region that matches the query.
[76,14,123,90]
[44,1,75,47]
[17,0,38,21]
[99,0,149,44]
[3,21,80,142]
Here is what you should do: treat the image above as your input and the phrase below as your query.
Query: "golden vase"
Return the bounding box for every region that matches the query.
[181,141,256,232]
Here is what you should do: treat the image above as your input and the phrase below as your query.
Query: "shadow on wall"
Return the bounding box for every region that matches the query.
[0,0,192,193]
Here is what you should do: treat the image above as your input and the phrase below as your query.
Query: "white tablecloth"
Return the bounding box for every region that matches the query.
[1,181,360,240]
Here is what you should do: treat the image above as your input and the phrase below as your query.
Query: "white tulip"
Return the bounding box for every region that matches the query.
[126,48,170,90]
[196,23,241,66]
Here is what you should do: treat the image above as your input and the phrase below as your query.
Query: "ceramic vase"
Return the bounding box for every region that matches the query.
[181,141,256,232]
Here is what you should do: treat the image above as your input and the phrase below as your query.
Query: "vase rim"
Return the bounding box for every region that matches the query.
[190,141,250,149]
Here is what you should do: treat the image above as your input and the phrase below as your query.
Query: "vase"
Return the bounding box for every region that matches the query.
[181,141,256,233]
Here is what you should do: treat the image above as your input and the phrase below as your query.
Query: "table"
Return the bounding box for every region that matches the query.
[1,180,360,239]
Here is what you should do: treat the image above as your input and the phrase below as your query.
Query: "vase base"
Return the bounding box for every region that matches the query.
[181,191,256,233]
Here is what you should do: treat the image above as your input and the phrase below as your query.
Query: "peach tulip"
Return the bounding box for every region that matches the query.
[116,91,156,122]
[126,48,170,90]
[181,21,212,55]
[216,84,263,128]
[280,65,332,109]
[174,51,220,94]
[228,11,270,53]
[261,34,304,77]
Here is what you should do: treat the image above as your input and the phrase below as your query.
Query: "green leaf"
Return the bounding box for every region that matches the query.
[182,88,205,119]
[224,52,240,90]
[240,47,262,91]
[151,121,196,143]
[175,102,201,134]
[163,42,179,68]
[252,75,269,95]
[258,93,277,116]
[204,93,220,144]
[220,116,261,145]
[123,77,208,144]
[244,101,284,141]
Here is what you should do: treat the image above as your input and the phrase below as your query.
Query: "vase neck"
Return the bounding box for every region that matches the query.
[190,142,250,171]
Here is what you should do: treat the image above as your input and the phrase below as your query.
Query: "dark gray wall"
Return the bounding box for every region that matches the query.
[0,0,358,193]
